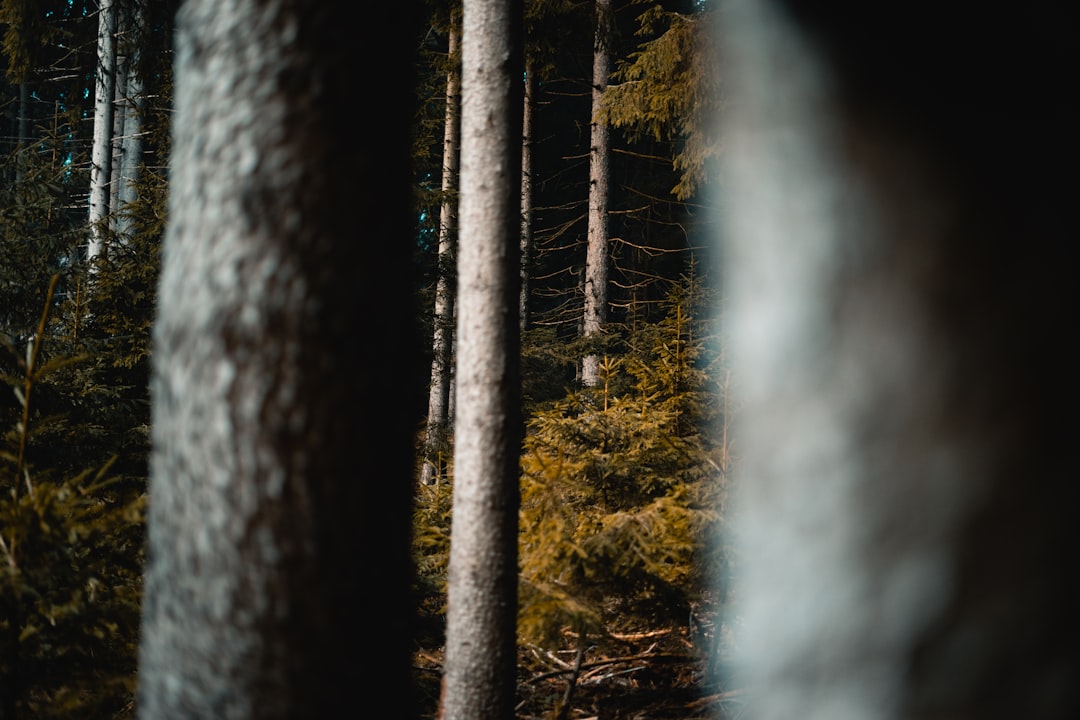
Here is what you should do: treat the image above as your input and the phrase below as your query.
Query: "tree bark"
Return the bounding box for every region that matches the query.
[109,5,128,234]
[421,17,461,486]
[14,82,29,187]
[115,0,145,239]
[439,0,523,717]
[720,2,1077,719]
[581,0,611,387]
[519,52,535,331]
[137,2,419,717]
[87,0,116,264]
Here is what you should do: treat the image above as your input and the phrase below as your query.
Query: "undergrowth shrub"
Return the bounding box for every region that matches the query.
[518,277,727,647]
[1,277,145,719]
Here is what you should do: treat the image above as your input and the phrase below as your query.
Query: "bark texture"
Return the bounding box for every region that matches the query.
[87,0,116,262]
[720,2,1077,719]
[137,2,419,718]
[115,0,145,239]
[421,18,461,487]
[581,0,611,387]
[519,54,535,331]
[439,0,524,717]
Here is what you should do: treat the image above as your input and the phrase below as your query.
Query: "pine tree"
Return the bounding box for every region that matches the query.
[598,1,719,200]
[113,0,147,240]
[439,0,524,716]
[420,9,461,487]
[519,276,724,649]
[519,51,536,330]
[580,0,612,387]
[137,1,419,716]
[87,0,116,264]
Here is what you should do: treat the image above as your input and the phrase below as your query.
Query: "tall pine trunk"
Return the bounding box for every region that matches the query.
[519,52,535,330]
[108,5,128,234]
[137,1,419,717]
[420,16,461,487]
[439,0,523,717]
[87,0,116,263]
[115,0,145,239]
[14,82,29,187]
[581,0,611,386]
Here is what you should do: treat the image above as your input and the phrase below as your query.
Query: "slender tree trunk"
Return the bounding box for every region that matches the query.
[115,0,145,238]
[421,17,461,486]
[137,2,419,717]
[439,0,523,717]
[88,0,116,264]
[581,0,612,386]
[109,7,128,234]
[13,82,29,187]
[519,53,535,331]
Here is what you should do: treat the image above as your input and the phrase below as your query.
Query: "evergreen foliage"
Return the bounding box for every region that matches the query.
[598,1,719,199]
[517,276,725,647]
[412,481,453,614]
[0,3,172,712]
[1,278,144,719]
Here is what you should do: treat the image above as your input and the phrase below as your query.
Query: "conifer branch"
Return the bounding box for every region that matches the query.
[13,273,60,505]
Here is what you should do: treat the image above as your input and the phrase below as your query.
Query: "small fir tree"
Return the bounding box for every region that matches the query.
[518,276,725,647]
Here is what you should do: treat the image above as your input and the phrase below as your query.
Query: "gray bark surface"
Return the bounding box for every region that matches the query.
[720,2,1077,719]
[138,2,419,718]
[439,0,523,717]
[88,0,116,262]
[109,19,127,233]
[519,55,535,331]
[421,19,461,487]
[115,0,145,239]
[581,0,611,387]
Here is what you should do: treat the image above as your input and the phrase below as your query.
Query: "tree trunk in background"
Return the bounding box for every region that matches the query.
[720,1,1077,719]
[115,0,145,239]
[519,53,535,331]
[581,0,611,387]
[108,5,127,234]
[439,0,523,716]
[87,0,116,263]
[14,82,29,186]
[420,16,461,486]
[137,1,419,717]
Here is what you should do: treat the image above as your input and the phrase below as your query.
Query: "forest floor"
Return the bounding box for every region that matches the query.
[413,599,745,719]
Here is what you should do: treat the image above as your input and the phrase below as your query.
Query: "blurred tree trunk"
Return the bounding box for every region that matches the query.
[137,1,419,717]
[721,1,1077,719]
[439,0,523,716]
